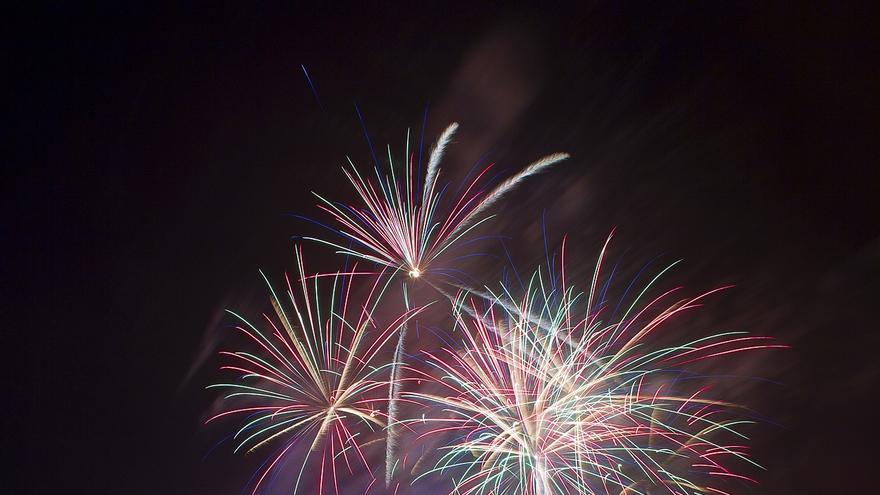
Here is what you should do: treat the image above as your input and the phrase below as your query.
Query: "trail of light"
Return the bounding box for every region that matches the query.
[300,64,323,111]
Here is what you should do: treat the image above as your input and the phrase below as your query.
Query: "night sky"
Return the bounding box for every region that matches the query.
[8,3,879,494]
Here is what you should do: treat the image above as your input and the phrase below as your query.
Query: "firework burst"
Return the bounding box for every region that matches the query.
[307,122,569,280]
[405,235,785,495]
[206,247,427,495]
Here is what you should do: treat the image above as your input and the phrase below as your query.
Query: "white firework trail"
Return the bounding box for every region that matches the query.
[447,152,570,240]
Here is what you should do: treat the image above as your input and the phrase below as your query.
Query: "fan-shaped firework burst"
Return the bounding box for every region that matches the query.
[307,122,569,280]
[406,235,785,495]
[207,247,427,495]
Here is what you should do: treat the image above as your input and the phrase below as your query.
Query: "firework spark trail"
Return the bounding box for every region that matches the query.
[422,122,459,203]
[385,282,412,486]
[445,152,569,241]
[300,64,323,111]
[404,235,785,495]
[207,247,429,495]
[305,122,568,486]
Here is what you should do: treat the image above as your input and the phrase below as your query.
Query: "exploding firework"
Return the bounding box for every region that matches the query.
[307,122,569,281]
[405,235,785,495]
[206,247,427,495]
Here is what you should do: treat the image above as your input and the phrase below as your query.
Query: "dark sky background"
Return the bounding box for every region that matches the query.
[7,2,879,494]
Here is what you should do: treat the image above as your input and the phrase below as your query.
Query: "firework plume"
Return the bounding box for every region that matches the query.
[307,122,569,280]
[207,247,427,495]
[405,235,785,495]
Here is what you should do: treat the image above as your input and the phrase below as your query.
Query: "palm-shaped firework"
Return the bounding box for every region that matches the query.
[306,122,569,486]
[405,235,785,495]
[307,122,569,280]
[207,247,427,495]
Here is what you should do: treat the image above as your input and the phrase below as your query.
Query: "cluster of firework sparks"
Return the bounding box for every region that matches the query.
[206,122,783,495]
